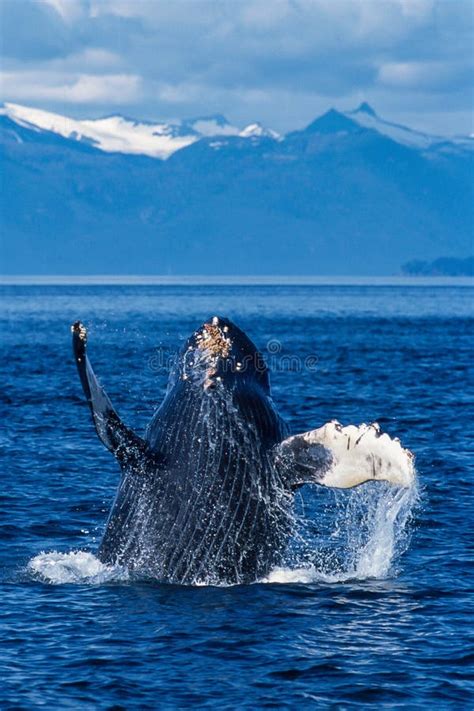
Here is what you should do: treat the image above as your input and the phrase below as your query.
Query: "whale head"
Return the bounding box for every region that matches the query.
[175,316,270,393]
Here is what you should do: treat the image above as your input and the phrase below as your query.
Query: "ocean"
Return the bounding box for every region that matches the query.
[1,283,473,708]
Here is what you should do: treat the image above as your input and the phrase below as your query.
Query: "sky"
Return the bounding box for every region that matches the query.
[0,0,473,135]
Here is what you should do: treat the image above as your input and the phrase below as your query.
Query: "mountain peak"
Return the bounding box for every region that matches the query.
[187,113,231,127]
[354,102,377,117]
[183,114,241,138]
[304,109,359,135]
[239,122,281,139]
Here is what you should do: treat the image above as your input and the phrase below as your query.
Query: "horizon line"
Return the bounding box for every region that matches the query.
[1,275,473,287]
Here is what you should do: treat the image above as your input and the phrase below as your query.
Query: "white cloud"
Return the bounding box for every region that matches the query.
[378,61,472,91]
[1,71,142,104]
[41,0,88,22]
[75,48,123,69]
[39,47,124,73]
[0,0,472,133]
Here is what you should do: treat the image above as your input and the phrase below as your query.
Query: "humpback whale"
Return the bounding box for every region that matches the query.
[72,317,414,585]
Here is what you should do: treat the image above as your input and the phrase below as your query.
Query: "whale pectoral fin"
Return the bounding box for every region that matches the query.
[275,421,415,490]
[72,321,149,468]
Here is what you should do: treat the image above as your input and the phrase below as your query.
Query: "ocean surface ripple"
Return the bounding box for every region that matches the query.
[1,284,472,708]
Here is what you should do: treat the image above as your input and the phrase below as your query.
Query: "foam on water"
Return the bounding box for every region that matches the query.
[28,550,129,585]
[28,480,417,586]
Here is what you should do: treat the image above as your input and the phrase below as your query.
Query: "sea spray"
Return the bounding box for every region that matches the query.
[347,483,418,579]
[28,481,418,586]
[267,479,419,584]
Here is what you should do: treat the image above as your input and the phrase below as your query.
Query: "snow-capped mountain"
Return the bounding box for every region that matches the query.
[345,102,473,151]
[1,100,472,276]
[1,101,471,160]
[0,103,281,159]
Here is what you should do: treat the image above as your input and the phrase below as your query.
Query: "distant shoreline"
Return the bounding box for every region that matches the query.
[1,275,473,287]
[401,256,473,277]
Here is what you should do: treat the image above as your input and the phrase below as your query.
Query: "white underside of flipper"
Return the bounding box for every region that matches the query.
[280,421,415,489]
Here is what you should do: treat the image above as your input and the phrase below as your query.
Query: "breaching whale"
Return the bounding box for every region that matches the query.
[72,317,414,585]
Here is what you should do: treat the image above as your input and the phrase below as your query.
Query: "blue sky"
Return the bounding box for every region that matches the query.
[1,0,472,134]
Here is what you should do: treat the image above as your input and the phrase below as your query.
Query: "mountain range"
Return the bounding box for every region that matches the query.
[1,101,472,275]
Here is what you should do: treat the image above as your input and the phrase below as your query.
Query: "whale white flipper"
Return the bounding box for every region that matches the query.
[277,421,415,489]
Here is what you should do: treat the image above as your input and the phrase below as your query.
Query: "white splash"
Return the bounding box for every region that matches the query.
[27,482,417,586]
[264,481,418,585]
[347,484,417,579]
[27,550,129,585]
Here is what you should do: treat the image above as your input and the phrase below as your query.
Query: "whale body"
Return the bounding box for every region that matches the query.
[72,316,414,585]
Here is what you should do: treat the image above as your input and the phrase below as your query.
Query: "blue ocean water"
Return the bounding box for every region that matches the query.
[1,283,473,709]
